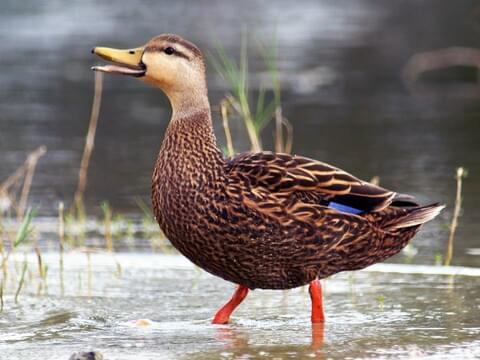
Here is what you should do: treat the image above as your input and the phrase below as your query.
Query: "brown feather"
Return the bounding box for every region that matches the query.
[152,111,444,290]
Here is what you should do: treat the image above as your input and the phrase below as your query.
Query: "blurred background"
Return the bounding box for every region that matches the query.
[1,0,479,265]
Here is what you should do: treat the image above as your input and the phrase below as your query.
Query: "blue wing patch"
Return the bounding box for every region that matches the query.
[328,201,364,214]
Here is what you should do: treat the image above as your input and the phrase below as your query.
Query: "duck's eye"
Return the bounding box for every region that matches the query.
[164,47,175,55]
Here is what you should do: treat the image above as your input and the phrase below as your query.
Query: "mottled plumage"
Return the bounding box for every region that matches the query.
[151,110,443,290]
[93,33,444,323]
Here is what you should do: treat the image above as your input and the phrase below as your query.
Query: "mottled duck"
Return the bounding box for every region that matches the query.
[92,34,444,324]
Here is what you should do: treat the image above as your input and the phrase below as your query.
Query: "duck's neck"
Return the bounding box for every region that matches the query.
[155,104,225,190]
[167,83,210,119]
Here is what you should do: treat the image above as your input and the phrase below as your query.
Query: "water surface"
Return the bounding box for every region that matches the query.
[1,253,479,359]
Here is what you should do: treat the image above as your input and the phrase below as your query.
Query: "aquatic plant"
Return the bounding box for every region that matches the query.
[101,201,113,252]
[14,208,36,248]
[445,167,467,266]
[0,279,3,312]
[210,33,292,153]
[73,71,103,213]
[0,146,46,222]
[220,99,235,156]
[58,202,65,294]
[257,35,293,154]
[14,258,27,304]
[376,294,385,310]
[0,207,37,273]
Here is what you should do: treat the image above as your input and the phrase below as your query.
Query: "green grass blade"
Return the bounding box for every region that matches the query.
[135,197,154,219]
[14,208,36,248]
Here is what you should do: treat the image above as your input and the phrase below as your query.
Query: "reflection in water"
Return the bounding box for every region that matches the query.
[311,322,325,352]
[214,323,325,351]
[214,326,249,349]
[210,323,326,359]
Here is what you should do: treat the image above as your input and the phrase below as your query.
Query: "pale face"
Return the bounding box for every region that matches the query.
[92,34,208,112]
[140,41,206,95]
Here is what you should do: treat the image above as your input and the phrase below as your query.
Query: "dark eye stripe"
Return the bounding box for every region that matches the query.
[144,45,191,60]
[169,48,190,60]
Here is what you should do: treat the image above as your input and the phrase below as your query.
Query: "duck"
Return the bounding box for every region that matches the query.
[92,34,444,324]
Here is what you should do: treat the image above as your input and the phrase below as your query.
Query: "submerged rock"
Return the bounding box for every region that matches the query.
[69,351,104,360]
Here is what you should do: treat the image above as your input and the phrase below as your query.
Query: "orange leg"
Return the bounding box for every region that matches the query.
[212,285,249,324]
[309,279,325,323]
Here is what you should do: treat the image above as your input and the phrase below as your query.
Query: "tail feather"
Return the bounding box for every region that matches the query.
[387,203,445,230]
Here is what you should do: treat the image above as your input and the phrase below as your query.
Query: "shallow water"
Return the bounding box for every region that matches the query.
[1,253,479,359]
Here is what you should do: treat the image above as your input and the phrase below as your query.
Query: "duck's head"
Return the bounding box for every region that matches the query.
[92,34,208,112]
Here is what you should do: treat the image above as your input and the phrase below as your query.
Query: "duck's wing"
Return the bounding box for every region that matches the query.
[226,151,414,213]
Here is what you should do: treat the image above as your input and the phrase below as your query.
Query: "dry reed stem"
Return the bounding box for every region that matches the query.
[370,176,380,186]
[14,260,27,304]
[0,262,4,292]
[0,218,4,257]
[73,71,104,210]
[245,116,262,152]
[58,202,65,294]
[1,246,7,280]
[445,167,465,266]
[275,107,284,153]
[220,100,235,156]
[17,146,47,221]
[0,279,3,312]
[0,157,31,193]
[104,215,113,252]
[101,202,113,252]
[282,117,294,155]
[0,146,46,221]
[226,95,262,152]
[35,247,42,277]
[86,251,92,296]
[273,107,294,154]
[35,247,46,296]
[0,171,24,194]
[113,256,122,278]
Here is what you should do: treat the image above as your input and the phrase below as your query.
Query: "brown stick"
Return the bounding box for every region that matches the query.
[220,100,235,156]
[14,259,28,304]
[73,71,104,209]
[17,146,47,221]
[282,117,294,155]
[275,107,284,153]
[0,279,3,312]
[0,146,46,193]
[225,94,262,152]
[0,146,46,221]
[102,202,113,252]
[58,202,65,295]
[370,176,380,186]
[0,166,27,194]
[445,167,465,266]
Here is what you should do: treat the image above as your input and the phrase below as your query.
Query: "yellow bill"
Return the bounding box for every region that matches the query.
[91,46,146,76]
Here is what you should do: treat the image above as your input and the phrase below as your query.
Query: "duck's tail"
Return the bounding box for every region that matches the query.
[386,203,445,230]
